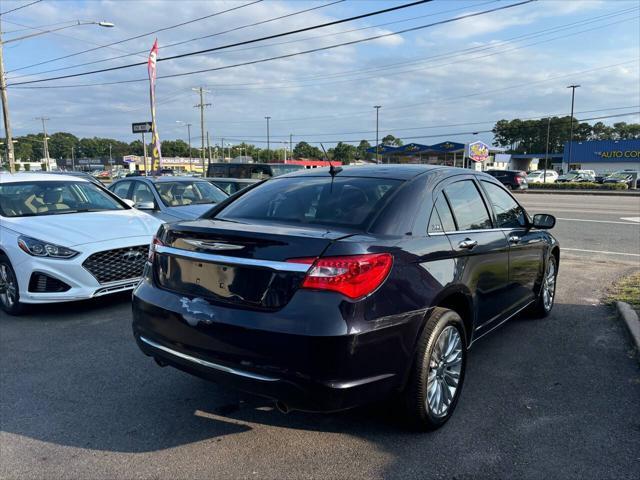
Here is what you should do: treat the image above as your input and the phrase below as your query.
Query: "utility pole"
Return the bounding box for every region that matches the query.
[265,116,271,162]
[289,133,293,159]
[35,117,50,170]
[0,27,16,173]
[544,117,551,183]
[566,84,580,174]
[206,131,211,172]
[193,87,211,175]
[221,138,225,161]
[187,123,192,172]
[374,105,381,164]
[142,132,148,176]
[71,145,75,171]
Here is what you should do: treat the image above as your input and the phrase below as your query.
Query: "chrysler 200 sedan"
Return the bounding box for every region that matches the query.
[132,165,559,430]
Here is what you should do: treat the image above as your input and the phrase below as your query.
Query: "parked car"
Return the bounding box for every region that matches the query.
[207,162,304,179]
[0,173,162,315]
[109,176,227,222]
[525,170,558,184]
[206,177,261,195]
[39,170,104,187]
[132,165,559,430]
[556,171,595,183]
[484,169,528,190]
[602,171,635,188]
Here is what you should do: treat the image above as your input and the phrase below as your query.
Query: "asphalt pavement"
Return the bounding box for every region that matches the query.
[1,193,639,479]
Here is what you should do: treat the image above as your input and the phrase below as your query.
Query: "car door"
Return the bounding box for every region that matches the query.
[438,177,511,329]
[480,180,545,312]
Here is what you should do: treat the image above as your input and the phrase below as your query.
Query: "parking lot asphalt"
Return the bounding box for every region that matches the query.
[1,193,639,480]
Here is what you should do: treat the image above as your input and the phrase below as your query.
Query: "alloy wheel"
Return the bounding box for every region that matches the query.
[427,325,463,417]
[542,259,556,311]
[0,263,17,308]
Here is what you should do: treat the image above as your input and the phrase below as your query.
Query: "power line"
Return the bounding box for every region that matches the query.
[9,0,496,80]
[215,111,640,145]
[0,0,42,16]
[6,0,264,73]
[213,106,640,139]
[8,0,536,88]
[8,0,434,83]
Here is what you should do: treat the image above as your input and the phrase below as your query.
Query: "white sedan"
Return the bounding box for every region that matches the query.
[0,173,162,315]
[526,170,559,184]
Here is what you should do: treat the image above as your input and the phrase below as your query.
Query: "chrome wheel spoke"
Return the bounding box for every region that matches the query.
[425,325,464,418]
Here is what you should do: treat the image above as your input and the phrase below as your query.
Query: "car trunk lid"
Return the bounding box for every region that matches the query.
[154,219,354,310]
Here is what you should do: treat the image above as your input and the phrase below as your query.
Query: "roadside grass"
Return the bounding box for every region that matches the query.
[607,271,640,314]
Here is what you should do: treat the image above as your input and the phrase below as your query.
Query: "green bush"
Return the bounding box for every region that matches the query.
[528,182,628,190]
[23,163,31,171]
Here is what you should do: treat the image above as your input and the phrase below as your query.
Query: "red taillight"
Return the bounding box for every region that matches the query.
[148,235,164,262]
[288,253,393,300]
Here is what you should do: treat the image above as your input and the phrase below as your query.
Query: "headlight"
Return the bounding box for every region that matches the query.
[17,236,79,259]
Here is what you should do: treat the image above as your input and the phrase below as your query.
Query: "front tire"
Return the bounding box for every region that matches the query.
[402,307,467,430]
[0,254,25,316]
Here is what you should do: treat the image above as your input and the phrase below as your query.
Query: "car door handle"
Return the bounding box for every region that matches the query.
[508,235,521,244]
[458,239,478,250]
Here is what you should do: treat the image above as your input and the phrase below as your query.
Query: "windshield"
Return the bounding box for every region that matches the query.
[215,176,403,230]
[607,173,629,179]
[0,180,125,218]
[154,180,227,207]
[527,172,543,177]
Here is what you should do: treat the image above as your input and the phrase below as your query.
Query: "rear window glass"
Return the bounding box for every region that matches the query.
[215,176,403,230]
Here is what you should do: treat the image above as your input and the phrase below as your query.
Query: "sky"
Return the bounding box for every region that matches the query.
[2,0,639,150]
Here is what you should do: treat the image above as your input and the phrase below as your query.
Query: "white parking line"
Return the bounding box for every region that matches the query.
[563,248,640,257]
[557,217,640,226]
[620,217,640,223]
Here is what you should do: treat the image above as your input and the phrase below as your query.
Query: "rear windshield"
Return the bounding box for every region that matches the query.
[269,164,304,176]
[154,181,227,206]
[215,176,403,230]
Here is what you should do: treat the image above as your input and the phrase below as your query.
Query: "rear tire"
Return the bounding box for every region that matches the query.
[0,254,25,316]
[402,307,467,430]
[528,255,557,318]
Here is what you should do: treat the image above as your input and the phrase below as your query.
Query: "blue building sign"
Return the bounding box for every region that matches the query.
[563,139,640,164]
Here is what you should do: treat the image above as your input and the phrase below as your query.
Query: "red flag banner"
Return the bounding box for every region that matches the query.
[148,39,162,172]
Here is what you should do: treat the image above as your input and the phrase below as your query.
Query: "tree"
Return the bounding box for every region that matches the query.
[293,141,322,159]
[332,142,357,164]
[381,134,402,146]
[48,132,79,160]
[356,140,373,161]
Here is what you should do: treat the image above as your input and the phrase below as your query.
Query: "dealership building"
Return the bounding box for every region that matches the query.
[552,138,640,174]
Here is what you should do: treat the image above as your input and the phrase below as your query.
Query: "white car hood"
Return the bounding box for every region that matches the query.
[4,209,162,247]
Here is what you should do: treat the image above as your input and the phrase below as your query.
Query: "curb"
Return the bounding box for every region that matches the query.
[514,190,640,196]
[616,301,640,353]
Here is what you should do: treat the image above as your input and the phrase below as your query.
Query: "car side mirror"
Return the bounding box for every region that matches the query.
[122,199,135,208]
[532,214,555,229]
[134,201,156,210]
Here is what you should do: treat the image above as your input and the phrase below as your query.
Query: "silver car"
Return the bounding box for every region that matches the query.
[109,176,228,222]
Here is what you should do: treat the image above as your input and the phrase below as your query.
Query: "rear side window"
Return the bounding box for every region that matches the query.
[429,193,456,233]
[481,181,527,228]
[112,181,131,199]
[215,177,402,230]
[444,180,492,231]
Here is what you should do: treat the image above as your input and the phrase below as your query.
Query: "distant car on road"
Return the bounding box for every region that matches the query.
[206,177,260,195]
[132,165,559,430]
[109,176,227,222]
[0,173,161,315]
[525,170,559,184]
[485,169,528,190]
[207,162,304,179]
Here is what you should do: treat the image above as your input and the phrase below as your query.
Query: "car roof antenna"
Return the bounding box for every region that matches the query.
[321,143,342,178]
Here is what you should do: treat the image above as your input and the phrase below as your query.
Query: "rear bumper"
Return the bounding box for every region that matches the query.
[132,278,423,412]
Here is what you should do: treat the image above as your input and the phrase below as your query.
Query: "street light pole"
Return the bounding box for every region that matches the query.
[566,84,580,174]
[265,116,271,162]
[0,19,114,173]
[374,105,381,164]
[544,116,551,183]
